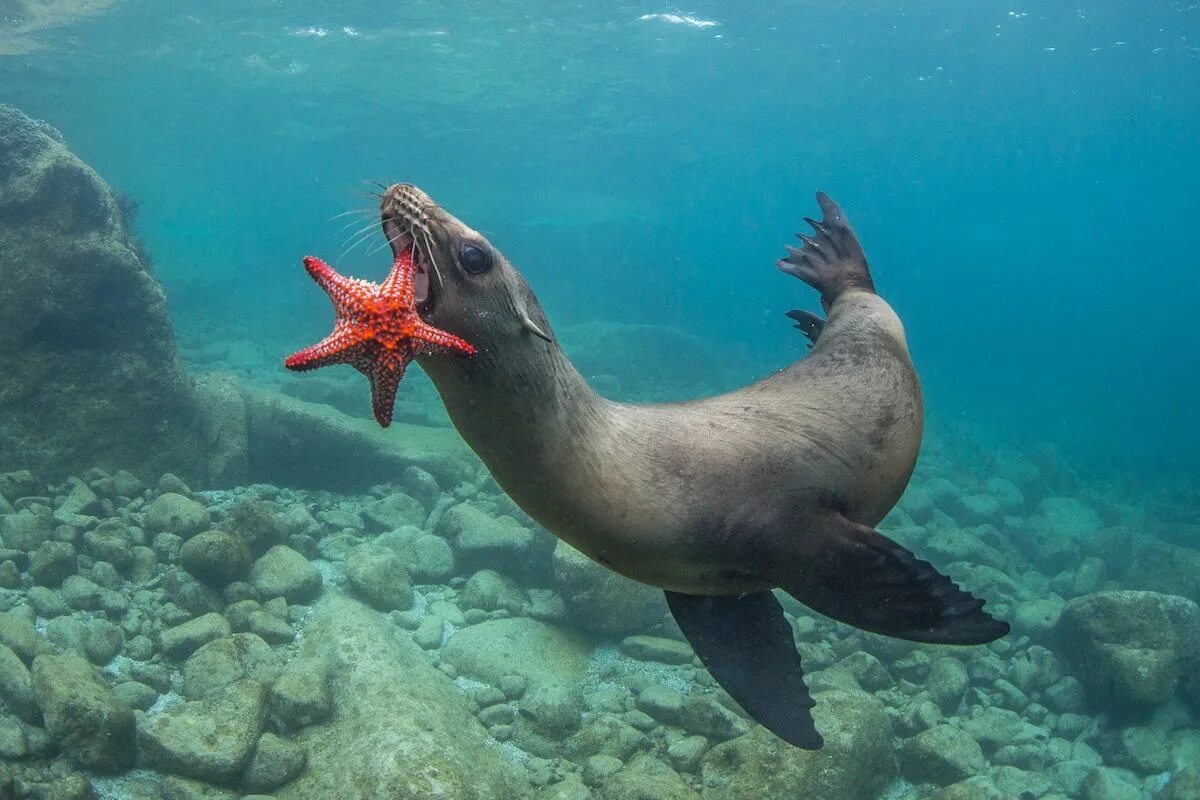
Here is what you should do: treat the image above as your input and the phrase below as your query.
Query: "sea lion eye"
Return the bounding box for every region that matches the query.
[459,243,491,275]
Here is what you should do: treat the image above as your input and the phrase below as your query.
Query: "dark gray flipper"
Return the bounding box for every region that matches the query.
[785,309,825,348]
[777,192,875,311]
[782,514,1010,645]
[664,590,822,749]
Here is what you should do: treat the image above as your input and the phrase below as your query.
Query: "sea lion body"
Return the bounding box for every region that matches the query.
[360,184,1006,748]
[426,289,920,596]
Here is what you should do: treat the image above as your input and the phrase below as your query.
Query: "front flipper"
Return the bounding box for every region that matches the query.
[664,590,822,749]
[785,309,825,348]
[783,514,1010,645]
[777,192,875,311]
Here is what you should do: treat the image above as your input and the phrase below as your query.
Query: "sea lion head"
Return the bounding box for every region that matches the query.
[379,183,553,352]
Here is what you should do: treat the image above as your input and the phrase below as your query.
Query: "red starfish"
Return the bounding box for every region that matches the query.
[284,247,476,427]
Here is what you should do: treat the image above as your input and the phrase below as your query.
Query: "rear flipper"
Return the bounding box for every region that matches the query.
[777,192,875,311]
[665,590,822,749]
[781,514,1010,645]
[785,309,825,348]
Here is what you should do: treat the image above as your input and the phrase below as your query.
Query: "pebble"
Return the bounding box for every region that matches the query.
[160,612,232,660]
[619,634,693,665]
[413,615,445,650]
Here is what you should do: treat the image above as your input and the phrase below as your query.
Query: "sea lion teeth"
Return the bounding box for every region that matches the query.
[350,184,1010,748]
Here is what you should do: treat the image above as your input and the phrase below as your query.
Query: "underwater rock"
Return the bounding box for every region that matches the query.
[1057,590,1200,714]
[0,509,53,552]
[700,689,895,800]
[138,678,268,784]
[1128,540,1200,605]
[0,608,49,663]
[241,386,477,492]
[274,594,526,799]
[0,644,39,723]
[242,732,307,792]
[439,502,535,571]
[552,540,667,635]
[250,545,321,602]
[0,105,204,482]
[1160,767,1200,800]
[1012,597,1065,643]
[596,754,700,800]
[30,653,135,772]
[459,569,526,614]
[1079,767,1143,800]
[900,724,987,785]
[144,493,211,538]
[180,530,252,586]
[344,544,413,611]
[181,633,281,700]
[160,613,232,660]
[566,713,647,761]
[28,540,76,586]
[363,491,426,531]
[268,657,332,730]
[619,635,693,665]
[679,695,749,741]
[925,657,969,714]
[441,617,591,693]
[1033,497,1102,538]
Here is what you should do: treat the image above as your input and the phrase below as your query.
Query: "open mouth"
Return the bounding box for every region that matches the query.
[382,214,433,313]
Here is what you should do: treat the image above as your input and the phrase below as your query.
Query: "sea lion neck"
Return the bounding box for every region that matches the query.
[418,326,618,508]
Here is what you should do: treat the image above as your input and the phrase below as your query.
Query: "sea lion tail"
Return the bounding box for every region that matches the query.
[784,514,1010,645]
[777,192,876,311]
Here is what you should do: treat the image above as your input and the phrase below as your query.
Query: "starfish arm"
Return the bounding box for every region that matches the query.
[303,256,378,315]
[361,360,405,427]
[379,250,415,307]
[411,320,477,357]
[283,325,366,371]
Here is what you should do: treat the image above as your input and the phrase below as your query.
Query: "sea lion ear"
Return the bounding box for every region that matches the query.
[509,279,554,342]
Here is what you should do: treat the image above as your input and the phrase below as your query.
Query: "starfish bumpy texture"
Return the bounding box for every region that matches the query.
[284,248,476,427]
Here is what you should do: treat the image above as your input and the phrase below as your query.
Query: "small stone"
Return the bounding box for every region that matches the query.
[82,619,124,665]
[439,502,534,570]
[620,635,693,665]
[25,586,68,618]
[0,609,49,662]
[269,659,331,729]
[409,534,455,582]
[460,569,525,614]
[474,686,506,708]
[153,531,184,563]
[637,685,683,724]
[413,615,444,650]
[345,544,413,611]
[181,633,282,700]
[42,773,92,800]
[31,654,135,772]
[131,662,173,693]
[489,723,514,742]
[180,531,251,585]
[1013,598,1065,642]
[0,560,19,588]
[479,703,517,726]
[29,540,77,587]
[1044,676,1087,714]
[82,524,133,571]
[60,575,103,610]
[224,599,262,632]
[667,735,708,772]
[242,732,307,792]
[1080,767,1143,800]
[583,754,625,786]
[0,714,26,757]
[0,644,38,723]
[144,493,210,537]
[0,510,53,551]
[840,650,894,691]
[954,494,1003,525]
[901,724,987,784]
[499,674,527,700]
[113,680,159,710]
[160,613,233,660]
[679,695,748,741]
[250,545,321,602]
[248,610,295,644]
[363,492,425,531]
[138,679,268,784]
[926,657,969,714]
[623,709,657,732]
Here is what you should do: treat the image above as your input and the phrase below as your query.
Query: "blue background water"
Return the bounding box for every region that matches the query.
[2,0,1197,480]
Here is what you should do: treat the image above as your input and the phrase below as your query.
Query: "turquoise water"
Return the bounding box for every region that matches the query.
[5,0,1197,474]
[2,2,1200,799]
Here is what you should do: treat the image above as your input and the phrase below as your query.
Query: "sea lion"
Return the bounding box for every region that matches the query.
[336,184,1009,747]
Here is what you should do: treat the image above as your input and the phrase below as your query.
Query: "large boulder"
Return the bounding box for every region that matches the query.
[276,594,527,799]
[700,688,895,800]
[0,104,204,481]
[1057,590,1200,714]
